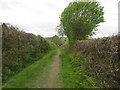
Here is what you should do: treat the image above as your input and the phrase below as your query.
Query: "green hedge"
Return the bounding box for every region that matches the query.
[75,35,120,88]
[2,23,51,83]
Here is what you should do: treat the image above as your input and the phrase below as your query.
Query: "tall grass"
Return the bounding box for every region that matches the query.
[3,50,56,88]
[59,48,97,88]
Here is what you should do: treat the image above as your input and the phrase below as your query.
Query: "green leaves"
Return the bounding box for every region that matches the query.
[59,1,104,46]
[2,23,51,83]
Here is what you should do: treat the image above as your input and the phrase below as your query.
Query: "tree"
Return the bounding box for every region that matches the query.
[59,1,104,46]
[52,35,62,46]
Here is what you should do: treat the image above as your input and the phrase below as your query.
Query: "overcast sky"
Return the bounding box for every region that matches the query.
[0,0,119,38]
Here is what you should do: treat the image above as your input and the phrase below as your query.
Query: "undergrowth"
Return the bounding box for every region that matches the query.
[60,48,98,88]
[3,49,56,88]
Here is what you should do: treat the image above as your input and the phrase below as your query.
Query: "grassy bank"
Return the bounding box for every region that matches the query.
[2,23,51,83]
[3,49,56,88]
[59,48,98,88]
[75,35,119,88]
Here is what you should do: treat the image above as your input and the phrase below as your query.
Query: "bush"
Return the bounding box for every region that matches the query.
[75,35,120,88]
[2,23,51,83]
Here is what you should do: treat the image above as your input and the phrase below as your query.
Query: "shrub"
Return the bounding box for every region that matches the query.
[2,23,51,83]
[75,35,120,88]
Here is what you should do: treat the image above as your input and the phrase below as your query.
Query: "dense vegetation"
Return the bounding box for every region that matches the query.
[58,1,104,46]
[1,1,119,88]
[57,0,119,88]
[51,35,62,46]
[59,48,98,88]
[2,23,51,83]
[58,35,119,88]
[3,50,56,88]
[74,35,120,88]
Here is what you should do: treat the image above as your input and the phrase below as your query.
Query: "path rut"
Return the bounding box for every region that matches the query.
[46,49,61,88]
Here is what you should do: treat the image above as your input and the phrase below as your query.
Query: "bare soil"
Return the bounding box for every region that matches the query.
[46,49,62,88]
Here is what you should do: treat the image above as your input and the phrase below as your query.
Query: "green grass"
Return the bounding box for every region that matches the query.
[3,48,99,88]
[3,49,56,88]
[59,48,77,88]
[59,48,98,88]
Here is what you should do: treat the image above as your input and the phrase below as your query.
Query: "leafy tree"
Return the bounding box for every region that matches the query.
[59,1,105,46]
[52,35,62,46]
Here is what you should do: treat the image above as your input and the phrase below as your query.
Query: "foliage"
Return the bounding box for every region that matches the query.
[2,23,51,83]
[59,1,104,46]
[59,48,98,88]
[75,35,120,88]
[51,35,62,46]
[3,50,56,88]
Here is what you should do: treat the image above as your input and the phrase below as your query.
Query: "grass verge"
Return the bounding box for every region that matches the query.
[59,48,98,88]
[3,49,56,88]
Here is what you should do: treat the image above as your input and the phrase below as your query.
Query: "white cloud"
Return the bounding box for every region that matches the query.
[94,0,119,38]
[0,0,119,38]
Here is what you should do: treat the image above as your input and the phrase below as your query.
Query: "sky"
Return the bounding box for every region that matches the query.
[0,0,119,38]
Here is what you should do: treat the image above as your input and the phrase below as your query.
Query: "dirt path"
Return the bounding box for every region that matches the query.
[46,49,62,88]
[30,49,62,88]
[3,49,63,88]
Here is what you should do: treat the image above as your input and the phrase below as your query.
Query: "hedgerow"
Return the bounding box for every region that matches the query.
[2,23,51,83]
[74,35,119,88]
